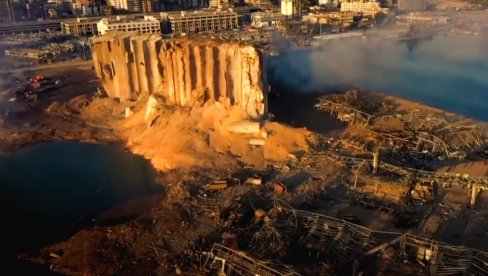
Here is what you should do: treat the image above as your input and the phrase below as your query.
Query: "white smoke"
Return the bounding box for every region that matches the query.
[267,28,488,120]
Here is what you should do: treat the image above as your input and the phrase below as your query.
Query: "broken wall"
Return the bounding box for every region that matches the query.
[91,32,267,117]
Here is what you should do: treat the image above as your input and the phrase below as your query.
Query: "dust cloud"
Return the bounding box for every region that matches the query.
[267,30,488,120]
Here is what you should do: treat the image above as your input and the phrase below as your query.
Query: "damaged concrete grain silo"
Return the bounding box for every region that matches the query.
[91,32,268,117]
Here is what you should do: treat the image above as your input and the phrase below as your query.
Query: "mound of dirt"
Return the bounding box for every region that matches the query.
[83,95,314,172]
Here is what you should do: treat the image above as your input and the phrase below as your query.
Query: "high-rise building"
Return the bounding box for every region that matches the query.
[0,0,14,23]
[141,0,152,13]
[72,0,90,11]
[281,0,292,16]
[132,0,142,11]
[111,0,153,12]
[281,0,299,18]
[113,0,136,11]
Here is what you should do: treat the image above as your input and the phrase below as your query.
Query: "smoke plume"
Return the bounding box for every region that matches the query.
[267,29,488,120]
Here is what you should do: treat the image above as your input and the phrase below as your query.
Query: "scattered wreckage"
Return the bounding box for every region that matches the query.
[202,243,301,276]
[315,90,488,160]
[314,151,488,189]
[307,150,488,210]
[193,205,488,275]
[9,75,62,107]
[173,138,488,275]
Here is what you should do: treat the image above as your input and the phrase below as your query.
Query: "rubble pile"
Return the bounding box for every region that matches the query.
[7,75,62,108]
[30,128,488,275]
[1,32,90,64]
[155,148,488,275]
[316,151,488,189]
[316,90,488,159]
[91,33,267,117]
[192,204,488,275]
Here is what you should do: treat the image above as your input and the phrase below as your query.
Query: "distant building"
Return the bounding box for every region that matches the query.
[5,49,54,62]
[173,0,206,9]
[251,12,283,28]
[26,0,44,20]
[303,11,354,25]
[281,0,292,16]
[209,0,218,8]
[61,17,100,36]
[43,0,76,18]
[115,0,141,11]
[111,0,152,12]
[397,0,426,11]
[141,0,152,12]
[341,1,378,12]
[163,10,238,35]
[340,1,385,16]
[0,0,14,23]
[97,15,161,35]
[209,0,228,8]
[244,0,272,9]
[318,0,338,8]
[281,0,299,18]
[71,0,101,16]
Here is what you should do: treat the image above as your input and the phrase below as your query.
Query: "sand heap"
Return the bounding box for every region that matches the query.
[113,100,313,172]
[91,33,267,117]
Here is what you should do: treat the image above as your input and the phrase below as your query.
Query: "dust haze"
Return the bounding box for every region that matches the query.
[268,29,488,120]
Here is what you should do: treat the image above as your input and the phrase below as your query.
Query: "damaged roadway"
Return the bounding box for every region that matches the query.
[0,36,488,275]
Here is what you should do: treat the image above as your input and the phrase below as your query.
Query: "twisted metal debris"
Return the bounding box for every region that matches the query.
[280,206,488,275]
[310,151,488,188]
[203,243,301,276]
[315,90,487,158]
[200,205,488,275]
